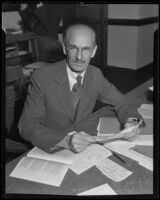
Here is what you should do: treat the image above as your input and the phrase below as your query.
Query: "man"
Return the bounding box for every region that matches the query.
[18,24,144,154]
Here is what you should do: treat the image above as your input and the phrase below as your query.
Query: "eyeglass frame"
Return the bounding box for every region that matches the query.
[65,44,94,57]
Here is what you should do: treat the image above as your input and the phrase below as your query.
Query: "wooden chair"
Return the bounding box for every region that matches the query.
[5,65,30,157]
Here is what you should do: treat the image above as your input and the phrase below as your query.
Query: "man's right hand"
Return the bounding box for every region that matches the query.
[68,131,96,153]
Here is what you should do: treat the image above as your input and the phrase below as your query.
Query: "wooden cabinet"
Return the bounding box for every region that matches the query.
[6,32,38,67]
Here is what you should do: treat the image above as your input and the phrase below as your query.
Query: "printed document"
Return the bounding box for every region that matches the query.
[10,145,76,187]
[70,144,112,175]
[10,156,70,187]
[27,147,76,164]
[104,142,153,171]
[96,157,133,182]
[77,183,117,195]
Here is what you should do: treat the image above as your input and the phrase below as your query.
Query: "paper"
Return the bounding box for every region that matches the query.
[129,149,153,171]
[77,183,117,195]
[131,135,153,146]
[96,157,132,182]
[138,104,153,119]
[104,142,153,171]
[27,147,76,165]
[131,145,153,158]
[94,122,141,144]
[70,144,112,175]
[10,157,70,187]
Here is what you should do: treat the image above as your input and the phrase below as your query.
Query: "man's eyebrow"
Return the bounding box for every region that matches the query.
[67,44,91,49]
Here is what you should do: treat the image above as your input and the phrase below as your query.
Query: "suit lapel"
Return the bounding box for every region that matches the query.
[53,60,75,121]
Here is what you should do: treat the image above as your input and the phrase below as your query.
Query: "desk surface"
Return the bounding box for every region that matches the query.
[5,79,153,195]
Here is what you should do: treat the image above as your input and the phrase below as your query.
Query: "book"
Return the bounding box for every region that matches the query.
[138,104,153,119]
[97,117,120,135]
[10,147,76,187]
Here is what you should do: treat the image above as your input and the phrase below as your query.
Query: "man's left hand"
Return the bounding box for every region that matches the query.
[123,118,145,141]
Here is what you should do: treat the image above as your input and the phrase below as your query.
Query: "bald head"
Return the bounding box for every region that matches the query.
[64,24,96,47]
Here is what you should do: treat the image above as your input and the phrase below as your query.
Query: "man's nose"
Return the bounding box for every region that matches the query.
[76,49,83,60]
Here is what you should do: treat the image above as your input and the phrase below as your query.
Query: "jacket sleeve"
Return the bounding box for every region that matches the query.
[18,70,74,153]
[97,71,142,125]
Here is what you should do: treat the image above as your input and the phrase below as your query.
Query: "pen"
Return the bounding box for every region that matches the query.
[94,141,126,164]
[111,151,126,164]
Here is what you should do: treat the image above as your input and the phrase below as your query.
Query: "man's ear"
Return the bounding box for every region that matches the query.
[62,42,67,55]
[91,45,97,58]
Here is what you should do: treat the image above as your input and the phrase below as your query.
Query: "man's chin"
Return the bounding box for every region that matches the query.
[72,68,84,73]
[70,65,86,73]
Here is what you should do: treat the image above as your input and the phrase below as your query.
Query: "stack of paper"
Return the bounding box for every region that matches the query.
[10,147,76,187]
[104,141,153,171]
[70,143,133,182]
[138,104,153,119]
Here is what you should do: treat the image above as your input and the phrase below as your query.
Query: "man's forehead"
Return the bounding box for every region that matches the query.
[66,25,96,46]
[66,25,95,39]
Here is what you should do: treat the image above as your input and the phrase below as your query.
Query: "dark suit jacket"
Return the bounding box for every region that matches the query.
[18,60,141,153]
[19,4,62,39]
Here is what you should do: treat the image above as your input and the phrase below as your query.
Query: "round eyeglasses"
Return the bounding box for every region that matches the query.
[67,46,93,57]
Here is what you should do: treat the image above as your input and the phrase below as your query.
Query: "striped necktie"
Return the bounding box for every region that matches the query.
[71,75,82,109]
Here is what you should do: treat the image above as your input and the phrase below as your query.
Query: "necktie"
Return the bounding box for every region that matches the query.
[71,75,82,109]
[72,75,82,92]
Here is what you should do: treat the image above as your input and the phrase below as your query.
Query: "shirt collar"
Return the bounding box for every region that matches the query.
[66,64,86,82]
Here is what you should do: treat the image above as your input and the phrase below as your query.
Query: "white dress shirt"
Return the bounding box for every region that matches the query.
[66,64,86,91]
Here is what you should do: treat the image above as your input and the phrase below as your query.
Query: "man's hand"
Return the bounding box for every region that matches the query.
[123,118,144,141]
[68,131,96,153]
[123,121,140,141]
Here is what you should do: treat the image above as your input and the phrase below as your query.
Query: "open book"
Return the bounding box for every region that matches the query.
[10,147,76,187]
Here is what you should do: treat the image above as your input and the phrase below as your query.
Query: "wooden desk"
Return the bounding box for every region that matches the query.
[5,79,153,195]
[125,78,153,104]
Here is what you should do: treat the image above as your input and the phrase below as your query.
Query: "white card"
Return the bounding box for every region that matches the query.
[77,183,117,195]
[70,144,112,175]
[96,157,132,182]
